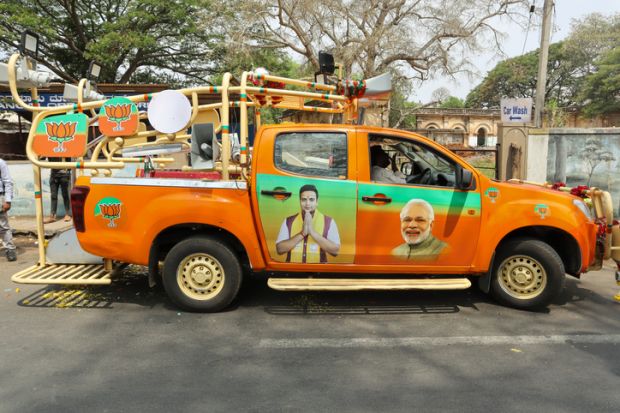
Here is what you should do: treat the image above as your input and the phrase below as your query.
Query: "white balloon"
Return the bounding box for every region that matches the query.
[147,90,192,134]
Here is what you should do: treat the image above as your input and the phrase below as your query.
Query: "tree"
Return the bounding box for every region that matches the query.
[242,0,529,81]
[431,87,450,103]
[466,42,576,107]
[0,0,225,84]
[582,136,616,186]
[578,46,620,117]
[389,93,417,129]
[466,12,620,108]
[439,96,465,108]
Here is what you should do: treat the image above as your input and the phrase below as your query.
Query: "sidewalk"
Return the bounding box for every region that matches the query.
[8,215,73,238]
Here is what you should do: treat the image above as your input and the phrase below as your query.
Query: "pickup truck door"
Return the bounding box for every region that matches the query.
[355,132,482,271]
[254,128,358,267]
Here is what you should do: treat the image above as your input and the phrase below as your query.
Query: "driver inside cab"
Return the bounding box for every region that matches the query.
[370,145,406,184]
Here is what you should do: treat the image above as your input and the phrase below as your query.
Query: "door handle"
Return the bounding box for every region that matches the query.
[261,189,292,198]
[362,195,392,203]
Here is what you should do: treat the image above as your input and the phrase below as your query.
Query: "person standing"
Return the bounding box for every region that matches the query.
[0,158,16,261]
[45,158,72,223]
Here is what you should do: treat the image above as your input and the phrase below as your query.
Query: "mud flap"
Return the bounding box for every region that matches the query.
[478,252,495,293]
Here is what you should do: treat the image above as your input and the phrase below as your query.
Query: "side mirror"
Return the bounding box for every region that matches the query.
[456,165,473,190]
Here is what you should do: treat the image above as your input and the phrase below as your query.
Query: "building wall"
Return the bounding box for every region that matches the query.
[414,109,500,147]
[544,128,620,216]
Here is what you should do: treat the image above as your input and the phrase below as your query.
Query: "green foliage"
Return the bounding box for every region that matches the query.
[439,96,465,109]
[465,43,567,107]
[389,91,417,129]
[545,98,567,127]
[466,13,620,110]
[0,0,222,83]
[578,46,620,117]
[212,48,303,84]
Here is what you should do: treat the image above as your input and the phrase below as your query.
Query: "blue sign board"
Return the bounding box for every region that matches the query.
[500,98,533,123]
[0,92,149,113]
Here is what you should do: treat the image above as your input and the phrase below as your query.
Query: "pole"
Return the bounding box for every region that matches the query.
[534,0,554,128]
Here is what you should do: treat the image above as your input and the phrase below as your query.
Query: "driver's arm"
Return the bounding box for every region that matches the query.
[380,168,406,184]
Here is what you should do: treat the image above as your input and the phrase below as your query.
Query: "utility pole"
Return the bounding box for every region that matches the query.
[534,0,554,128]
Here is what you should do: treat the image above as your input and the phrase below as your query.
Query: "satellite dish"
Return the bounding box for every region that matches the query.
[147,90,191,134]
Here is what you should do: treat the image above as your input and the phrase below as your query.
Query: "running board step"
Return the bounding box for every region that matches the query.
[267,278,471,291]
[11,264,112,285]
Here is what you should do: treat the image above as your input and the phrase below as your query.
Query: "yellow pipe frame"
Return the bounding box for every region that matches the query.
[7,54,46,113]
[239,71,249,168]
[220,73,232,180]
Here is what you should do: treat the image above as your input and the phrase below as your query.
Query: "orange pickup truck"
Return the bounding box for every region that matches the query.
[72,123,602,312]
[3,47,613,313]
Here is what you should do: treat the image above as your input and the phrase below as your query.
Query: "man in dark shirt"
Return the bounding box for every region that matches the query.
[45,158,72,223]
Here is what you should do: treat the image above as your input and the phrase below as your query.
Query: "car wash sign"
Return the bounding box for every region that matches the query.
[500,98,532,123]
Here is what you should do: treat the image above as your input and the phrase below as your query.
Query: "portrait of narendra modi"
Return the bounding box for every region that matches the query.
[391,198,448,260]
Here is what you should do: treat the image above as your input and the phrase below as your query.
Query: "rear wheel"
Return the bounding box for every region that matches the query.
[490,239,565,310]
[163,236,242,312]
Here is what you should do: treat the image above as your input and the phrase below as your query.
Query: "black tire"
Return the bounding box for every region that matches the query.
[490,238,565,310]
[162,236,242,312]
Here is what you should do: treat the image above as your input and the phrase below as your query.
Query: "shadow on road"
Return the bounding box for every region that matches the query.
[13,264,615,317]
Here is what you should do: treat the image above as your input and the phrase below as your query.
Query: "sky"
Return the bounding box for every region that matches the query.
[414,0,620,103]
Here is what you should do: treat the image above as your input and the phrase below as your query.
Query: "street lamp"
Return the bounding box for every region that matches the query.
[20,31,39,60]
[88,61,101,81]
[63,81,106,102]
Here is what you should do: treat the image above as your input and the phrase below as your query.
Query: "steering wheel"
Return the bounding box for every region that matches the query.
[406,168,432,184]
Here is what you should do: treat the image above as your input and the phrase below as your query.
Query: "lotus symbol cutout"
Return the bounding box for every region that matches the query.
[46,122,77,153]
[100,203,121,227]
[105,104,132,131]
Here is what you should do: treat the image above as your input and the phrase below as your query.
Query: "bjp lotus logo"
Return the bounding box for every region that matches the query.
[98,97,139,137]
[46,122,77,153]
[485,187,500,203]
[104,104,132,131]
[95,197,123,228]
[534,204,550,219]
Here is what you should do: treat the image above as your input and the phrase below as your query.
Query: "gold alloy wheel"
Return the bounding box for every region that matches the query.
[497,255,547,300]
[176,253,225,300]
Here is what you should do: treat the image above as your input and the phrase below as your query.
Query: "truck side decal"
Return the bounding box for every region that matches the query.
[356,183,481,265]
[534,203,550,219]
[485,187,500,203]
[257,174,356,264]
[95,197,123,228]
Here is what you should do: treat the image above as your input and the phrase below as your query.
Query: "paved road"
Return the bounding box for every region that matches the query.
[1,239,619,413]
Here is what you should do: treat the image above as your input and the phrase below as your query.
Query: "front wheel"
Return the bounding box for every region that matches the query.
[163,236,242,312]
[490,239,565,310]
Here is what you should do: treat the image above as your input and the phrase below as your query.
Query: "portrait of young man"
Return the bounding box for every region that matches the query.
[275,184,341,263]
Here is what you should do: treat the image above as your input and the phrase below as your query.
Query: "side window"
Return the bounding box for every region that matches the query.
[274,132,347,178]
[369,135,457,187]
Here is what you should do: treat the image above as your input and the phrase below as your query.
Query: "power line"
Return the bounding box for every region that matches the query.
[522,1,537,55]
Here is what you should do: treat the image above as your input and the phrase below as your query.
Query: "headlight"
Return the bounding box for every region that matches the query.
[573,199,593,221]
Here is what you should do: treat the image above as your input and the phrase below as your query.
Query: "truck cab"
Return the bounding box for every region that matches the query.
[68,122,599,312]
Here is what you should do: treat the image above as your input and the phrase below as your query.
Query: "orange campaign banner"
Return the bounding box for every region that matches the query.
[33,113,89,157]
[98,97,139,137]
